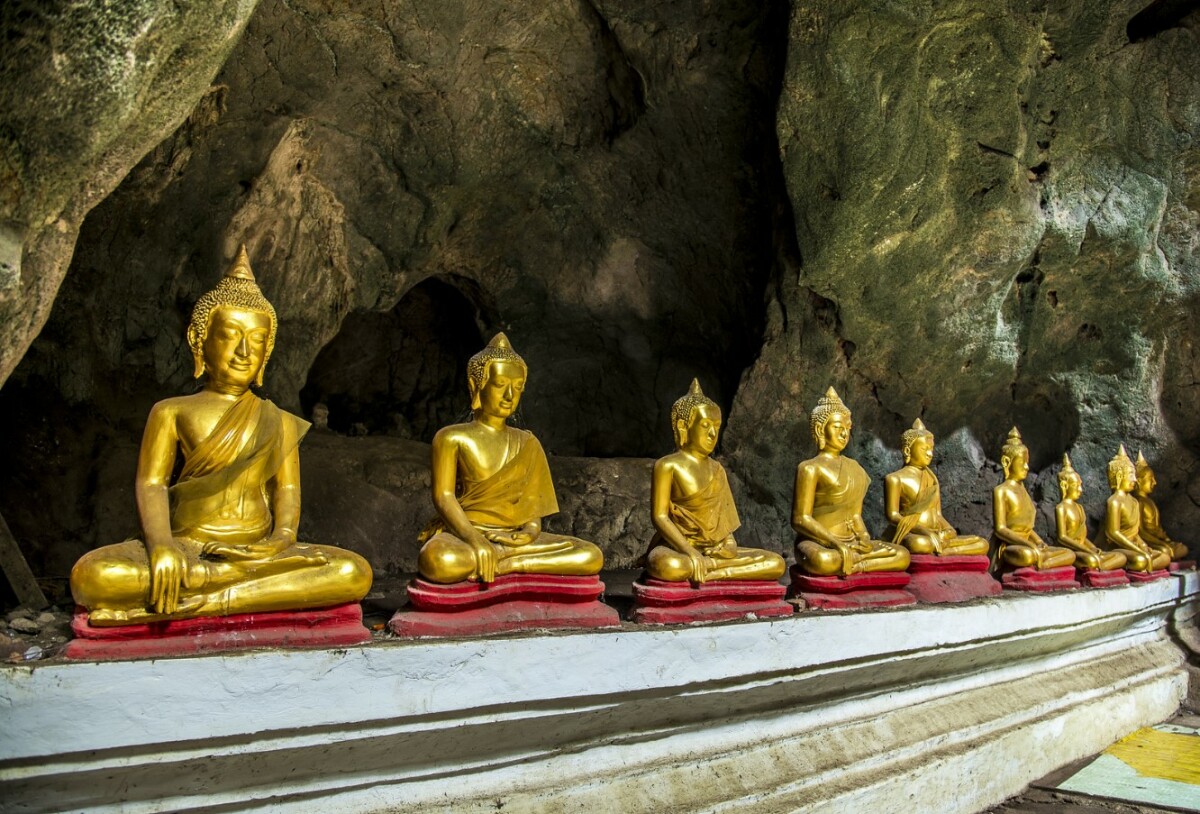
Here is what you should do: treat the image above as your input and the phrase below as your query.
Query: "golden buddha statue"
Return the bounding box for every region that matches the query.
[1054,453,1126,571]
[883,418,989,557]
[1106,446,1171,573]
[70,247,373,624]
[991,427,1075,571]
[1134,451,1189,562]
[792,387,910,576]
[416,333,604,584]
[644,380,786,585]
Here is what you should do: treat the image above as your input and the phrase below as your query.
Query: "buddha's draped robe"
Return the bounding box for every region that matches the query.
[171,391,308,537]
[419,434,560,541]
[890,468,939,545]
[667,464,740,552]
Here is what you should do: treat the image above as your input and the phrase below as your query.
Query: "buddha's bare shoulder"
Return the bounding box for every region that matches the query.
[146,392,208,419]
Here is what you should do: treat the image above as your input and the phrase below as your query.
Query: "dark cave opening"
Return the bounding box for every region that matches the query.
[299,277,486,441]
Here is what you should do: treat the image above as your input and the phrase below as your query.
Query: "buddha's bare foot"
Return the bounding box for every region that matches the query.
[88,595,206,626]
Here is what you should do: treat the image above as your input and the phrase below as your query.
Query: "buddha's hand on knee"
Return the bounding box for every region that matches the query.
[148,540,191,615]
[689,553,715,585]
[471,539,497,583]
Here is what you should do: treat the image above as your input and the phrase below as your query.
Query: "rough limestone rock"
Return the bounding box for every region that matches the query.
[725,0,1200,549]
[0,0,261,388]
[3,0,1198,581]
[0,0,784,576]
[20,0,782,454]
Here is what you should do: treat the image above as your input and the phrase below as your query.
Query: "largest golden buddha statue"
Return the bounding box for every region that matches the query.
[416,333,604,584]
[70,247,373,624]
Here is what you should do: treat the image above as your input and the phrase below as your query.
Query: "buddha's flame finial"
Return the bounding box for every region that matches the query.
[1061,452,1075,473]
[689,378,703,396]
[227,244,256,281]
[1135,449,1151,475]
[912,417,926,432]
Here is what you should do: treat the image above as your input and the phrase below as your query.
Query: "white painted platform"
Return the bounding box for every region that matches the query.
[1,574,1197,814]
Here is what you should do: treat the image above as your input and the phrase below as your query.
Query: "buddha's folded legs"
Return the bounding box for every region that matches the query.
[70,539,372,622]
[857,541,910,573]
[1147,540,1188,561]
[1001,543,1075,570]
[1073,550,1126,571]
[418,532,603,584]
[646,545,785,582]
[902,533,989,557]
[795,539,909,576]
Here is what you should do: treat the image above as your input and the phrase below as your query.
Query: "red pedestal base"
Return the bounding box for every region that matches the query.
[788,567,916,610]
[1128,569,1171,583]
[905,554,1001,603]
[1078,568,1130,588]
[64,603,370,661]
[1169,560,1196,573]
[389,574,620,637]
[630,577,793,624]
[1000,566,1079,592]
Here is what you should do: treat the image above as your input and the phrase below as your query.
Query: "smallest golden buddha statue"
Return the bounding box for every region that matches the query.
[644,380,786,585]
[883,418,989,557]
[1134,451,1189,563]
[1054,453,1127,581]
[992,427,1076,589]
[1105,446,1171,576]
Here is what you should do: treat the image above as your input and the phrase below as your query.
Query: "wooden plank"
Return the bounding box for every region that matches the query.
[0,510,48,609]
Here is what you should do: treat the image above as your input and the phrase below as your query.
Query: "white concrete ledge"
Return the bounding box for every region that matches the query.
[1,574,1196,814]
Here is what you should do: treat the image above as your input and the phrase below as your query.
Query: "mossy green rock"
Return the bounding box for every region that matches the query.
[726,0,1200,548]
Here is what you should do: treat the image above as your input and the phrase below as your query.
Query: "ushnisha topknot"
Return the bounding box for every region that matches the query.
[1108,444,1136,489]
[810,386,851,446]
[901,417,934,458]
[1135,449,1151,476]
[671,379,720,438]
[467,332,527,395]
[187,244,278,385]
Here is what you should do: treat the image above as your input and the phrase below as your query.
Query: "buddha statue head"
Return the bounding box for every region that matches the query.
[901,418,935,467]
[1058,453,1083,501]
[186,245,278,389]
[1134,450,1157,495]
[999,427,1029,482]
[671,378,722,454]
[467,332,528,417]
[1108,445,1137,492]
[811,387,852,453]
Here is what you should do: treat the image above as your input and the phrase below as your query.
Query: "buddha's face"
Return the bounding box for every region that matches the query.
[907,435,934,468]
[201,305,271,392]
[820,410,852,453]
[477,360,526,419]
[1136,467,1156,495]
[1003,449,1029,482]
[681,403,721,456]
[1060,473,1082,501]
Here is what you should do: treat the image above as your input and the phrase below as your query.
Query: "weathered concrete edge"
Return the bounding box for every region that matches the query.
[0,573,1194,813]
